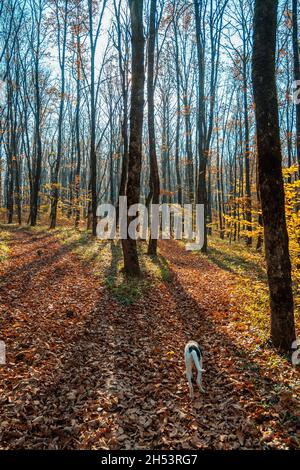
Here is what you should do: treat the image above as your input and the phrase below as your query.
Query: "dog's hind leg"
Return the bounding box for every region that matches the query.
[196,358,206,393]
[186,368,194,399]
[185,353,194,399]
[196,371,205,393]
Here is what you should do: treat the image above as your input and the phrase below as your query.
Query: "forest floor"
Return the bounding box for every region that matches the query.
[0,226,299,450]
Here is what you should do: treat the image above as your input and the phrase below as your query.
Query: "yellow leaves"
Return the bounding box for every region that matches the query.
[51,183,62,190]
[0,242,10,262]
[0,230,10,263]
[282,164,299,179]
[281,167,300,314]
[166,350,175,357]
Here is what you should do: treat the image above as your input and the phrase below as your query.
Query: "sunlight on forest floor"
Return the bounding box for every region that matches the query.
[207,236,299,341]
[13,225,171,306]
[1,224,299,345]
[0,227,11,263]
[177,234,299,348]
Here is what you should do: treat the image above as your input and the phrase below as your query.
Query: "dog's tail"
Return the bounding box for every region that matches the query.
[191,350,205,373]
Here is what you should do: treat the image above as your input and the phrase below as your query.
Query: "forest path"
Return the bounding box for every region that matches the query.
[0,230,298,450]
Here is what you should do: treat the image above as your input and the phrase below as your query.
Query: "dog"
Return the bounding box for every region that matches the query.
[184,340,206,399]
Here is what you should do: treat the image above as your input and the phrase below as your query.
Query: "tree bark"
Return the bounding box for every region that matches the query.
[74,18,82,229]
[30,7,42,227]
[147,0,160,256]
[114,0,129,219]
[173,22,182,206]
[121,0,145,276]
[87,0,98,236]
[293,0,300,177]
[194,0,207,252]
[50,0,68,229]
[252,0,296,351]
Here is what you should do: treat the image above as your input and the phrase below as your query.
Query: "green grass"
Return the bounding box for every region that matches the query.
[205,235,299,344]
[52,227,170,305]
[0,226,11,263]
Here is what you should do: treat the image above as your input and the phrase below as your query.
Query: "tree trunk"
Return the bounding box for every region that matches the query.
[147,0,160,256]
[30,25,42,226]
[293,0,300,177]
[252,0,296,351]
[173,22,182,206]
[194,0,207,252]
[121,0,145,276]
[50,0,68,229]
[242,34,252,245]
[115,0,129,220]
[75,20,82,229]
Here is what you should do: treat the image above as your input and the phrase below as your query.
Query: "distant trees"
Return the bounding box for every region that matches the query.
[252,0,296,351]
[1,0,26,225]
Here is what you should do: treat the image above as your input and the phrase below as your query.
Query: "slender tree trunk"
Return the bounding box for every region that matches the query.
[89,51,97,235]
[252,0,296,351]
[216,122,224,239]
[293,0,300,177]
[173,22,182,206]
[87,0,98,236]
[256,159,263,251]
[50,0,68,229]
[242,52,252,245]
[115,0,129,219]
[183,93,194,204]
[6,65,14,224]
[161,97,167,204]
[147,0,160,256]
[30,25,42,226]
[75,22,81,229]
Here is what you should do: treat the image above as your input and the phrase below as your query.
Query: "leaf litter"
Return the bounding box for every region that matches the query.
[0,230,299,450]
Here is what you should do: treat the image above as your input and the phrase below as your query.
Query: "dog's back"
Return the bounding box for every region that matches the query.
[185,340,203,362]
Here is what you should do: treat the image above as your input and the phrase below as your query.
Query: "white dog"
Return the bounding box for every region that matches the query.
[184,340,206,399]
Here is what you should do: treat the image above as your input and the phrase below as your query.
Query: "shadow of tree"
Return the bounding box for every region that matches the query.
[207,245,267,283]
